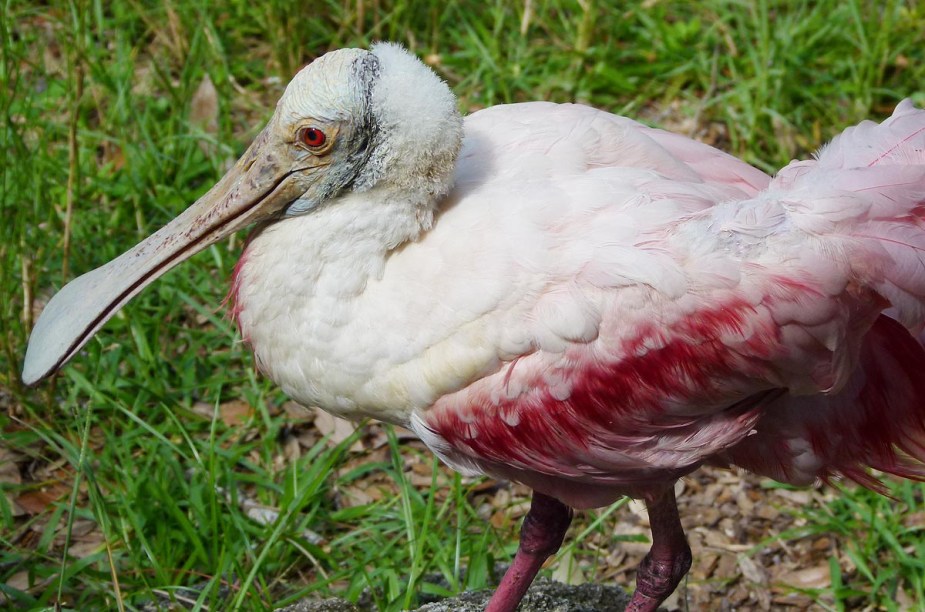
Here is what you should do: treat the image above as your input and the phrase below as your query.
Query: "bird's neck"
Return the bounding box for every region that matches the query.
[228,186,441,420]
[299,186,436,268]
[233,185,437,323]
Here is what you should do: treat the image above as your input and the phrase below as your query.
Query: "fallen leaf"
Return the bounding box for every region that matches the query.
[98,140,125,171]
[313,408,362,450]
[218,400,254,427]
[737,553,767,585]
[14,487,66,515]
[336,484,375,508]
[3,570,31,593]
[551,546,586,585]
[693,552,719,579]
[902,511,925,530]
[63,522,106,559]
[777,564,831,589]
[282,401,313,421]
[215,485,322,544]
[281,433,300,462]
[188,400,254,426]
[191,401,214,419]
[190,73,218,134]
[772,488,810,505]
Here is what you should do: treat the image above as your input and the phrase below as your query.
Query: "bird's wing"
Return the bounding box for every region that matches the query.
[403,103,919,505]
[384,104,782,497]
[453,102,770,195]
[340,103,776,419]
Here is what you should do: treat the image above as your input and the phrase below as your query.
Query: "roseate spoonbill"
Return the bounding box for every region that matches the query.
[23,43,925,611]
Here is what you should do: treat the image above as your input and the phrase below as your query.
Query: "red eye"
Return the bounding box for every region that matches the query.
[299,127,327,148]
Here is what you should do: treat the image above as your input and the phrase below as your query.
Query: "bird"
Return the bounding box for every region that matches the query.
[22,43,925,611]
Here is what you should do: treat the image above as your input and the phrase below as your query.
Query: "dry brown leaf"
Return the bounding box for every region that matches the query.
[754,502,779,521]
[5,496,26,517]
[218,400,254,427]
[366,426,390,449]
[14,487,66,515]
[736,488,755,514]
[282,400,313,421]
[408,471,435,488]
[772,488,811,505]
[713,552,740,582]
[897,584,916,609]
[3,570,31,593]
[190,73,218,134]
[60,518,97,540]
[313,408,363,450]
[336,484,375,508]
[695,526,749,552]
[693,551,720,579]
[281,433,301,462]
[737,553,767,585]
[191,401,215,419]
[392,425,420,442]
[755,585,772,611]
[902,511,925,529]
[661,588,684,611]
[189,400,254,426]
[30,455,71,483]
[812,536,832,551]
[98,140,125,171]
[65,524,106,560]
[489,510,508,529]
[551,547,586,585]
[770,592,816,607]
[295,428,320,450]
[777,564,831,589]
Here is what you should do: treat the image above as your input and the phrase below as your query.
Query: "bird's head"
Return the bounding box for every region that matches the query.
[259,44,462,216]
[22,43,462,385]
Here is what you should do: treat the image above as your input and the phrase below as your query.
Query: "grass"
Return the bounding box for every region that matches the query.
[1,0,925,609]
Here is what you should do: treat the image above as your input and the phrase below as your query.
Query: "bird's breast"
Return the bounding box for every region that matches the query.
[229,194,534,426]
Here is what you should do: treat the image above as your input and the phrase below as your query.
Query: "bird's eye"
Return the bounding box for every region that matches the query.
[298,127,327,149]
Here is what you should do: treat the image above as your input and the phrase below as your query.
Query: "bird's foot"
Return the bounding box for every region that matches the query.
[624,544,692,612]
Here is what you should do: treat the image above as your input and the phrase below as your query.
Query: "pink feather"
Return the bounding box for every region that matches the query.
[415,100,925,509]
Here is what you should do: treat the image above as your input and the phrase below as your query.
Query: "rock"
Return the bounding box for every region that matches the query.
[277,598,359,612]
[418,579,631,611]
[276,579,631,611]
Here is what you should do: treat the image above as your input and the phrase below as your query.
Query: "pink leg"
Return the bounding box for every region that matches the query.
[626,487,692,612]
[485,492,573,612]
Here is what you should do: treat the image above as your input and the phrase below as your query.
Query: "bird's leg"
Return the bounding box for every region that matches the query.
[626,486,692,612]
[485,491,573,612]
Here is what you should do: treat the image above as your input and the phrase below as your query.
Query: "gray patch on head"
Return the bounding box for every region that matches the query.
[284,51,382,217]
[339,52,381,194]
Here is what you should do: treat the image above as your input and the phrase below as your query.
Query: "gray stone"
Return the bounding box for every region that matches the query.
[276,579,630,611]
[277,597,360,611]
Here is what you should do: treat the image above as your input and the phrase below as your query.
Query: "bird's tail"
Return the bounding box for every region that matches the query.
[771,99,925,331]
[720,102,925,489]
[721,315,925,492]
